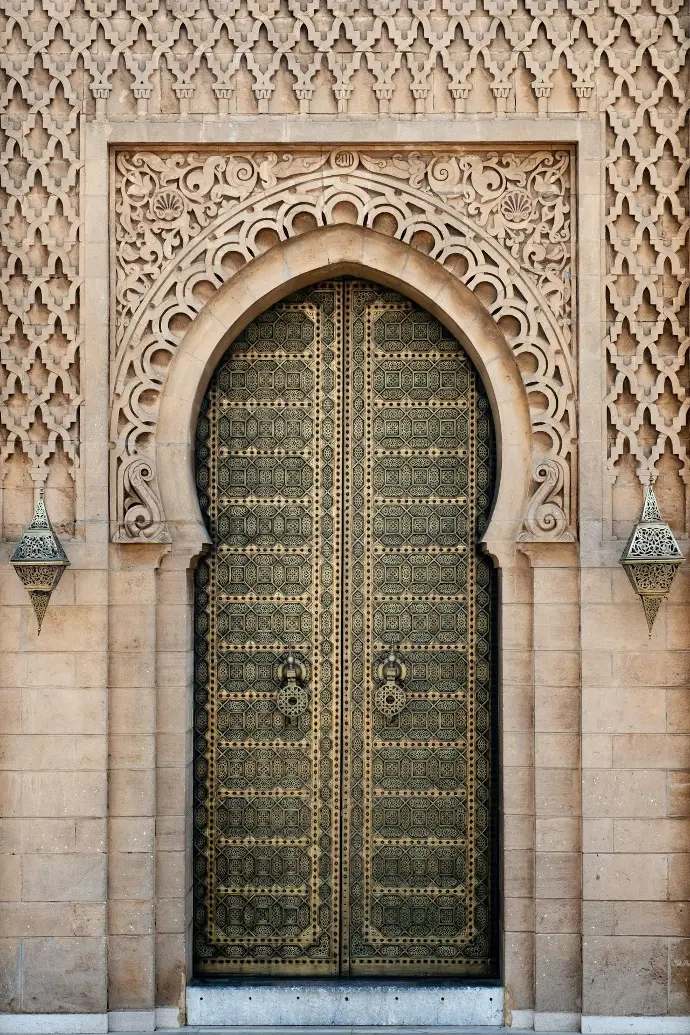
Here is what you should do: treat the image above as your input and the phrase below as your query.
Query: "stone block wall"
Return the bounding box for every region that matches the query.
[0,552,109,1014]
[581,564,690,1020]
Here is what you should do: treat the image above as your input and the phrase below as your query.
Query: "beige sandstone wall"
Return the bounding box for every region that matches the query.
[0,548,109,1013]
[0,0,689,1026]
[580,562,690,1020]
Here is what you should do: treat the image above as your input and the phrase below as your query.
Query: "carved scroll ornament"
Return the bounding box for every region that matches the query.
[111,147,576,544]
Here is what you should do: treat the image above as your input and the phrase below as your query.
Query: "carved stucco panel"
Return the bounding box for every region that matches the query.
[2,0,688,542]
[111,146,576,544]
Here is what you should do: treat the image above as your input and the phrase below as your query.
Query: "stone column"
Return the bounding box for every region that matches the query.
[107,544,166,1029]
[501,548,537,1028]
[0,543,109,1022]
[527,543,582,1033]
[154,546,198,1019]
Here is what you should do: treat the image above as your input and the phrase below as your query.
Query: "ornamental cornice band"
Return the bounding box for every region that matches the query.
[111,145,576,544]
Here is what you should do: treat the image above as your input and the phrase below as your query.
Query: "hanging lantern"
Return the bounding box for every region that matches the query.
[619,484,684,634]
[10,487,70,634]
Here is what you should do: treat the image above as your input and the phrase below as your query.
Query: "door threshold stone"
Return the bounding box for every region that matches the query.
[187,984,503,1028]
[176,1028,540,1034]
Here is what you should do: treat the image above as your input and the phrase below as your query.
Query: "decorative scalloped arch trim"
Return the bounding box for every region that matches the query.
[111,146,576,544]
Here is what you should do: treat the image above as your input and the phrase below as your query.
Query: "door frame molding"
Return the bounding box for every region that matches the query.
[86,116,595,1024]
[102,218,582,1023]
[153,226,542,1010]
[110,142,577,547]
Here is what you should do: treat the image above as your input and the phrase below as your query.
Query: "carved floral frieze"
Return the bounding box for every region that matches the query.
[112,146,576,544]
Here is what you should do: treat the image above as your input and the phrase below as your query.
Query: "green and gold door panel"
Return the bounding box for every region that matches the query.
[341,282,495,976]
[194,279,496,978]
[193,283,344,975]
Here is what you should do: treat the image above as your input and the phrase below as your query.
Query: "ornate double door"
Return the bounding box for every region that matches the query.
[193,279,496,978]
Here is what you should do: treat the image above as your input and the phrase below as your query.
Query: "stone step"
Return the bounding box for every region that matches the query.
[134,1029,554,1035]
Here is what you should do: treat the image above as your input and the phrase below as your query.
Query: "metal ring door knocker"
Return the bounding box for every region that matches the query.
[276,653,309,719]
[375,651,408,719]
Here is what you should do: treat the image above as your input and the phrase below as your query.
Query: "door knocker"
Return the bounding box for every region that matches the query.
[375,651,408,719]
[276,653,309,719]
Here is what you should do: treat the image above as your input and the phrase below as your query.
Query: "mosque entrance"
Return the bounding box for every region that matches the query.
[192,278,497,978]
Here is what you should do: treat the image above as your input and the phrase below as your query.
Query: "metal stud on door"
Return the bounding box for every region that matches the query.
[193,284,343,976]
[193,279,497,977]
[341,281,496,976]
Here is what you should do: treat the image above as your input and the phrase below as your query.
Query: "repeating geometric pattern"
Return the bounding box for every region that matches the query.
[342,281,496,975]
[112,145,575,542]
[1,0,688,539]
[193,284,342,974]
[194,278,496,976]
[0,4,82,534]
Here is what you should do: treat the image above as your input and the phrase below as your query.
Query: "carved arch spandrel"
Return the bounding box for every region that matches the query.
[157,226,533,564]
[111,146,576,544]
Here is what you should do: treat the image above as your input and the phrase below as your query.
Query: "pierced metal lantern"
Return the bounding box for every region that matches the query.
[10,487,70,634]
[619,485,684,635]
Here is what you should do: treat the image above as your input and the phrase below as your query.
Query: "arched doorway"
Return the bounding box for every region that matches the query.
[192,278,498,978]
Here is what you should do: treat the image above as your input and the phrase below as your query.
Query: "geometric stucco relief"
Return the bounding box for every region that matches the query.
[1,0,688,540]
[112,146,576,544]
[0,63,82,538]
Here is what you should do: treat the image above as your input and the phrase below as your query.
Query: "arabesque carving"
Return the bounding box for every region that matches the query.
[0,49,81,535]
[112,146,576,543]
[1,0,688,538]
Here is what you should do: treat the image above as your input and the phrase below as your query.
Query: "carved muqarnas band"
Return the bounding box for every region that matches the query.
[112,146,576,544]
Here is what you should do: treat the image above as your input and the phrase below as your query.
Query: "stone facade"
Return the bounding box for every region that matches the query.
[0,0,688,1030]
